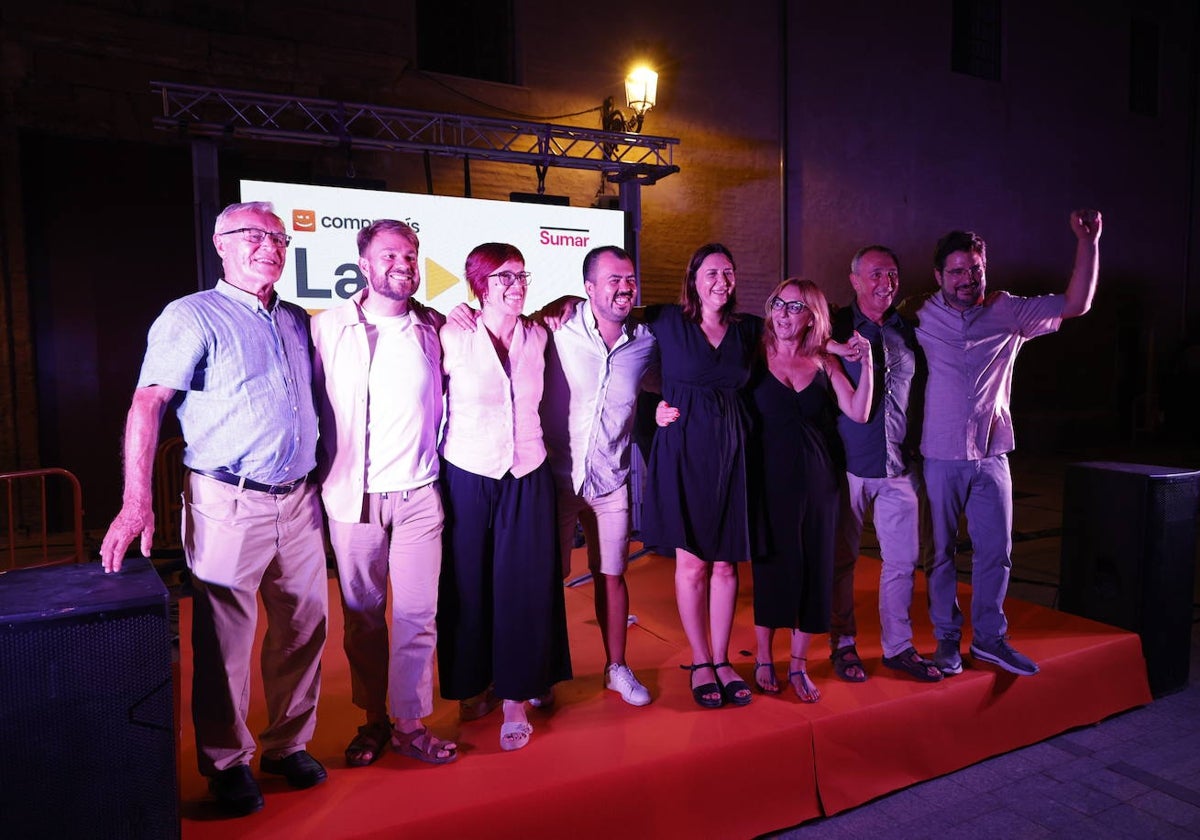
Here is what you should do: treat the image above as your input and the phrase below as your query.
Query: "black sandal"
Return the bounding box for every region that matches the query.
[882,646,944,683]
[713,661,752,707]
[345,721,392,767]
[679,663,723,709]
[789,656,821,703]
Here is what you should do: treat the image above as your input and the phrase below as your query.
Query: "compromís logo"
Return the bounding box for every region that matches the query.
[293,209,317,232]
[291,210,423,234]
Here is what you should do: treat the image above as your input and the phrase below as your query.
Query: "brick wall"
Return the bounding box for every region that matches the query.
[2,0,1198,521]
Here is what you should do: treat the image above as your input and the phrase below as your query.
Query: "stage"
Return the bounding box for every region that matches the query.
[176,549,1152,839]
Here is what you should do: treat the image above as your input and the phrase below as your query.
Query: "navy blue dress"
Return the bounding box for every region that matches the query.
[641,305,762,562]
[747,363,840,631]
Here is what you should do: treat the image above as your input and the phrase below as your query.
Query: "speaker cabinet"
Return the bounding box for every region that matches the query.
[1060,461,1200,696]
[0,557,178,839]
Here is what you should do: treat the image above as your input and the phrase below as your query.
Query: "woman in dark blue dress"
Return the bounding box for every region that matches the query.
[646,244,762,708]
[746,279,873,702]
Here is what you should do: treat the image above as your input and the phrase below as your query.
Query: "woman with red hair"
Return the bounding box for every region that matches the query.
[436,243,571,752]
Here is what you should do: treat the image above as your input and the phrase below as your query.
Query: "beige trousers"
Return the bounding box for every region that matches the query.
[183,472,328,774]
[327,483,443,722]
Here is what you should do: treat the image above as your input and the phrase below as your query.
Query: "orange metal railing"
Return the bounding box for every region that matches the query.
[0,468,85,570]
[153,437,185,553]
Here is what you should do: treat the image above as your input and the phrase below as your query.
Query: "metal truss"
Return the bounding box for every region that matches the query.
[152,81,680,185]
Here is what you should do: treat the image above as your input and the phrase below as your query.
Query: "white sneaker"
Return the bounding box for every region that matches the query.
[605,664,651,706]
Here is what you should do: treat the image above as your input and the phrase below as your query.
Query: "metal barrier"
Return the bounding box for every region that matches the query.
[0,468,85,570]
[153,437,185,553]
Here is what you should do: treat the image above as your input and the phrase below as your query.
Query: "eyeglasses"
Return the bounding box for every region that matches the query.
[943,265,984,280]
[769,297,808,315]
[218,227,293,248]
[488,270,532,287]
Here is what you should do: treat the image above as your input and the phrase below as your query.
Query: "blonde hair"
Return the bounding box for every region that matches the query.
[762,277,831,357]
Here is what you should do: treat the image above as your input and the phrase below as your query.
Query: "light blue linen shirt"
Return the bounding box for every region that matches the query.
[137,279,319,484]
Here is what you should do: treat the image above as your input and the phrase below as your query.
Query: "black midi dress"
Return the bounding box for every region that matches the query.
[747,363,840,631]
[641,305,762,562]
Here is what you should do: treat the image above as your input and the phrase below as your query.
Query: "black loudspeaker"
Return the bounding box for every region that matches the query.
[1060,461,1200,696]
[0,557,178,839]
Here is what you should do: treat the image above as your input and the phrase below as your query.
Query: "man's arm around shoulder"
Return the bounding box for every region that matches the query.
[895,293,931,324]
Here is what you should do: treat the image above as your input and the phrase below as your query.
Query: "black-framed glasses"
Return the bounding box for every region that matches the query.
[770,297,807,315]
[488,270,532,287]
[943,265,984,280]
[218,227,292,248]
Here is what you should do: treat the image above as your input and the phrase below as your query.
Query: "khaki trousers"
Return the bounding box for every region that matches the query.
[327,483,443,722]
[183,472,328,775]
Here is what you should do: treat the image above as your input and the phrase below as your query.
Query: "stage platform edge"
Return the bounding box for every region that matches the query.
[172,551,1151,839]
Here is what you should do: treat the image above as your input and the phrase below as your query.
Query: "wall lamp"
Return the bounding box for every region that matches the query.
[603,66,658,134]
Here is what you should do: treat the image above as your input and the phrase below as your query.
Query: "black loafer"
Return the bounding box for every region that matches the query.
[208,764,264,816]
[260,750,327,789]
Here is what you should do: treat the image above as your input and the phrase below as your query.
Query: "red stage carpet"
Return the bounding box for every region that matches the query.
[176,550,1151,839]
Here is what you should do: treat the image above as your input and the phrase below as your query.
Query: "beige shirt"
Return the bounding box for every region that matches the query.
[311,289,443,523]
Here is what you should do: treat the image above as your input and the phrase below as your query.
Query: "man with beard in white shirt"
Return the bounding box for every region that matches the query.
[541,245,659,707]
[311,219,458,767]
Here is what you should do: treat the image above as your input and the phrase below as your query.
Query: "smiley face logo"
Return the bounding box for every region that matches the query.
[292,209,316,232]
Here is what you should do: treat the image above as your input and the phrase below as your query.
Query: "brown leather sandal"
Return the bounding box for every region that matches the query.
[392,724,458,765]
[345,721,393,767]
[830,644,869,683]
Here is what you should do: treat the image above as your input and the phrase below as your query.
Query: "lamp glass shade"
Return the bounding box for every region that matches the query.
[624,68,658,116]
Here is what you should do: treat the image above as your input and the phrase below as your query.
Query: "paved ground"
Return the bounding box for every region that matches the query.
[765,447,1200,839]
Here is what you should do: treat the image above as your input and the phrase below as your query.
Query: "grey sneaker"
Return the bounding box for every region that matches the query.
[605,664,652,706]
[970,638,1039,676]
[934,639,963,676]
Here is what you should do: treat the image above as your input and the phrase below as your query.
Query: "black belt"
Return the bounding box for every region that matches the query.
[190,468,308,495]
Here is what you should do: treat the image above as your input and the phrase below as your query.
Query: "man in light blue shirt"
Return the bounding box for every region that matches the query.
[101,202,328,816]
[542,245,659,706]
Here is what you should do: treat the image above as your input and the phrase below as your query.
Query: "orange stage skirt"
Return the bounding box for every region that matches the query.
[176,550,1151,839]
